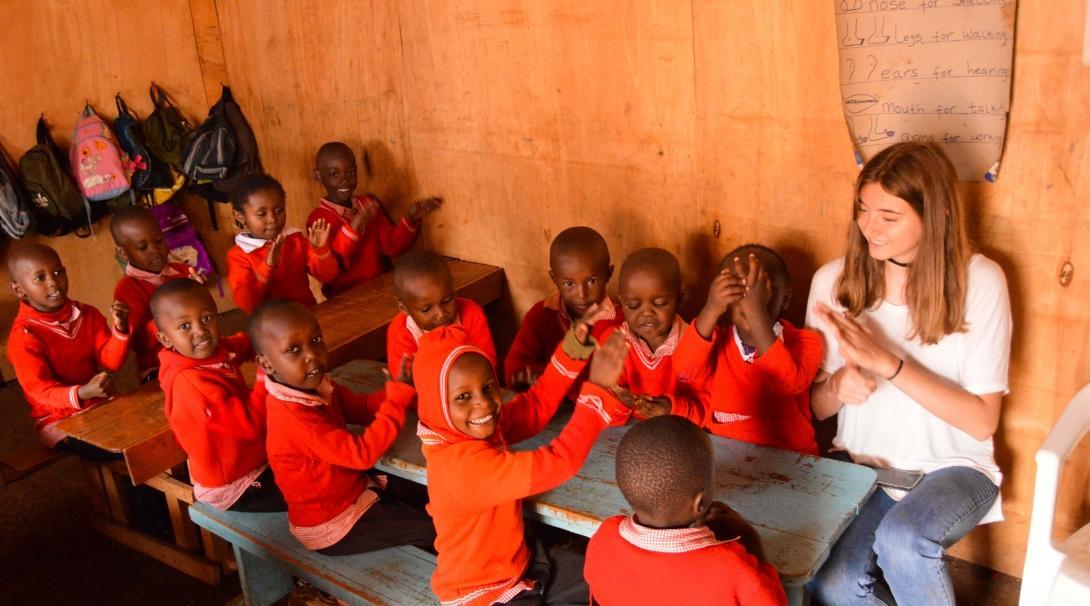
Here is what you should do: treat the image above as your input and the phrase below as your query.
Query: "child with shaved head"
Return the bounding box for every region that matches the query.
[6,243,130,456]
[309,141,442,298]
[386,250,495,383]
[111,205,205,381]
[673,244,823,454]
[585,416,785,605]
[504,225,623,390]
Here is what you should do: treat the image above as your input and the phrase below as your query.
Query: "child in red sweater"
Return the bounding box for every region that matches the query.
[609,247,705,420]
[112,206,206,381]
[309,141,442,298]
[584,415,786,605]
[672,245,823,455]
[151,279,283,512]
[387,250,496,382]
[416,305,631,606]
[251,300,435,554]
[504,226,623,389]
[227,173,338,313]
[6,243,130,455]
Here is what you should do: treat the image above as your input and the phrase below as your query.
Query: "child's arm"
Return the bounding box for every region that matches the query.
[8,330,111,411]
[671,322,720,387]
[172,370,265,440]
[385,314,417,380]
[503,301,551,387]
[374,195,437,257]
[227,245,272,314]
[304,221,339,284]
[460,299,497,364]
[220,332,255,365]
[754,328,825,397]
[91,302,131,372]
[305,381,413,469]
[308,207,358,267]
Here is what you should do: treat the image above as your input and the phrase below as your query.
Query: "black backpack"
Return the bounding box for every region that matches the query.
[0,143,33,238]
[181,87,236,182]
[213,85,262,194]
[19,117,92,237]
[114,94,174,190]
[144,84,192,168]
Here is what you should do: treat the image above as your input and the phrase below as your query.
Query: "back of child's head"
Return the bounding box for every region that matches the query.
[394,251,452,299]
[230,172,285,214]
[619,247,682,295]
[150,278,214,328]
[549,226,611,271]
[616,416,712,521]
[315,141,355,168]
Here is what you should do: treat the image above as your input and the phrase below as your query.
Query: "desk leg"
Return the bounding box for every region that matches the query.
[100,465,133,524]
[234,545,292,606]
[79,461,110,515]
[785,584,809,606]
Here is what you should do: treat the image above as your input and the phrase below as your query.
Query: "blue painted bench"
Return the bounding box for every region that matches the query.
[188,503,438,606]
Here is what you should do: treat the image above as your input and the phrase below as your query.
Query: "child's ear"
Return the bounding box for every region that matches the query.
[10,281,25,300]
[116,245,130,263]
[396,299,407,313]
[312,168,322,183]
[155,331,173,350]
[691,489,708,520]
[256,353,275,376]
[548,270,557,283]
[232,210,246,231]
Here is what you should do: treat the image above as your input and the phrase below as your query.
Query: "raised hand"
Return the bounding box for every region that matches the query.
[308,218,331,249]
[588,332,628,389]
[407,196,443,223]
[109,300,130,335]
[814,303,900,379]
[348,197,379,232]
[265,233,287,269]
[187,266,208,285]
[694,268,747,338]
[571,302,607,344]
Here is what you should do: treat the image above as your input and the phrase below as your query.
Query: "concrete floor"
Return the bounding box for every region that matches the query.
[0,373,1022,605]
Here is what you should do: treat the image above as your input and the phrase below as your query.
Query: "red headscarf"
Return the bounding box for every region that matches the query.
[414,325,505,448]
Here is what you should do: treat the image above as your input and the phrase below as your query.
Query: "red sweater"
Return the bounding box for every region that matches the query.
[114,262,193,378]
[503,294,623,386]
[264,376,414,528]
[386,297,496,377]
[610,318,707,421]
[226,230,338,313]
[672,320,822,455]
[416,328,631,606]
[6,300,130,446]
[307,196,418,298]
[159,333,267,488]
[585,515,786,606]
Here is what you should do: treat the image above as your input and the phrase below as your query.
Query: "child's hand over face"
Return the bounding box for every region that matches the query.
[265,234,287,269]
[588,332,628,389]
[407,196,443,223]
[695,269,747,339]
[732,254,777,352]
[109,300,130,335]
[703,501,766,563]
[77,371,116,402]
[634,395,672,418]
[308,218,331,249]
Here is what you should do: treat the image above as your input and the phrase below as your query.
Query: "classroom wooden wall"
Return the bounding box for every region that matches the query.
[3,0,1089,576]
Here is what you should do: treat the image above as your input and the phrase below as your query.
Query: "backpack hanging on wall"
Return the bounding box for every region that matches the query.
[181,88,236,181]
[71,104,131,201]
[143,83,192,168]
[19,116,92,237]
[212,85,262,194]
[147,195,217,279]
[114,94,174,190]
[0,143,33,238]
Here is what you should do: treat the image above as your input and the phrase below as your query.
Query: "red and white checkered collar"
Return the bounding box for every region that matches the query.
[620,316,685,370]
[405,312,462,345]
[265,375,333,407]
[24,301,82,340]
[543,293,616,331]
[618,514,734,553]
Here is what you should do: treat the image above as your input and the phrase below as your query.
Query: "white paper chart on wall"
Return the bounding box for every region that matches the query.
[835,0,1017,181]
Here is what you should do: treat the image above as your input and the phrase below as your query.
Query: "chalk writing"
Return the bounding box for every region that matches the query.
[835,0,1016,179]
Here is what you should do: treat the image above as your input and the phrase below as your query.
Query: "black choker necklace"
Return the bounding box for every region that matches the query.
[887,258,910,268]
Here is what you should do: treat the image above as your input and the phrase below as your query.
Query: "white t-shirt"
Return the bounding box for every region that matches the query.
[805,255,1011,523]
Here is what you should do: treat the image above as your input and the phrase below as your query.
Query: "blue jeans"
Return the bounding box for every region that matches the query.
[808,466,999,606]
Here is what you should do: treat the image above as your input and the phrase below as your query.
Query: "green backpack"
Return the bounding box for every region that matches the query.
[19,116,92,237]
[143,83,192,168]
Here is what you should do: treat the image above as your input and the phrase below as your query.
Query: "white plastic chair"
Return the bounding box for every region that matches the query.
[1020,383,1090,605]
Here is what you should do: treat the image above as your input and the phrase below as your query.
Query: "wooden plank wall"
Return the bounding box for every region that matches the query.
[2,0,1089,576]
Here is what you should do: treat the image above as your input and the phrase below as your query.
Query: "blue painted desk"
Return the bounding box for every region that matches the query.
[332,362,876,605]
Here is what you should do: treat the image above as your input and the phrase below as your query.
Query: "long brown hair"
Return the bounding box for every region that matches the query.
[836,142,970,344]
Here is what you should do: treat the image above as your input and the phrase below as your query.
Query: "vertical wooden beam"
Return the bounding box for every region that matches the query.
[188,0,230,105]
[80,460,110,516]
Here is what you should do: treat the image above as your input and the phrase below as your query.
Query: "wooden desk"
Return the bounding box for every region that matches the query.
[51,258,505,583]
[331,363,876,604]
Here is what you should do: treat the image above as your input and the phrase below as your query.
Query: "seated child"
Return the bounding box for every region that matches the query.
[226,173,338,313]
[151,280,283,512]
[584,415,786,605]
[672,245,822,455]
[111,206,205,381]
[6,243,130,456]
[309,141,442,298]
[504,225,623,389]
[251,300,435,554]
[610,247,704,419]
[416,309,632,606]
[387,250,496,380]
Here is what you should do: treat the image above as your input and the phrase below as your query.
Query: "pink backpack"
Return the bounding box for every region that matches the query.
[70,105,131,201]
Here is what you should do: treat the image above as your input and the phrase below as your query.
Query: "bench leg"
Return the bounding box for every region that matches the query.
[234,545,292,606]
[785,584,808,606]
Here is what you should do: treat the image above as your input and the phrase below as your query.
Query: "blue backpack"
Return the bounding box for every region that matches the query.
[114,94,174,191]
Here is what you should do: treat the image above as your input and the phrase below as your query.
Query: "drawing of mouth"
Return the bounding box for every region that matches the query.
[845,93,879,114]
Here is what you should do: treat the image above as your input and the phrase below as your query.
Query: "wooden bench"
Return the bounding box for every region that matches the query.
[189,503,438,606]
[0,443,68,487]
